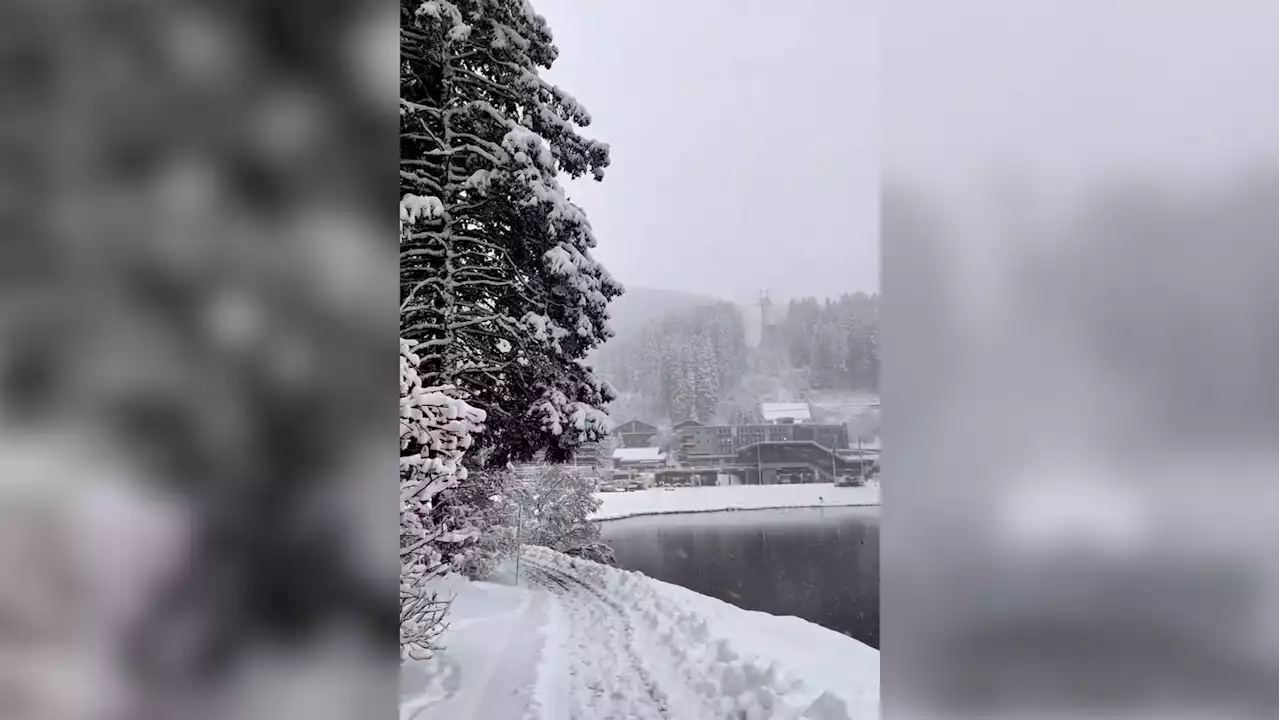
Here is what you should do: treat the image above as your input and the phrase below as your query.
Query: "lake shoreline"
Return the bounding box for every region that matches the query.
[591,482,881,521]
[595,500,881,522]
[601,495,881,648]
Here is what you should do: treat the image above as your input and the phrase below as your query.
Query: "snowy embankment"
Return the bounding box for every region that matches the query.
[591,482,880,521]
[403,546,879,720]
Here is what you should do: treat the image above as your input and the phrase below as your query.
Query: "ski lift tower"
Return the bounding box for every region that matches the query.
[757,290,775,329]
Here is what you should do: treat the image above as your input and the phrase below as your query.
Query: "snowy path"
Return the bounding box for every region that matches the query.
[521,547,877,720]
[523,554,671,720]
[404,547,879,720]
[401,578,547,720]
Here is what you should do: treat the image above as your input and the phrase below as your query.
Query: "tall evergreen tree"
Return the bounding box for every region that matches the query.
[401,0,622,465]
[692,334,719,421]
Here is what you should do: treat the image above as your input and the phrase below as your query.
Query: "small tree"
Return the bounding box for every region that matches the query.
[400,339,485,662]
[509,466,613,565]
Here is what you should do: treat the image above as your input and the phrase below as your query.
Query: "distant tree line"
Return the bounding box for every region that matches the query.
[766,292,880,392]
[593,302,747,424]
[593,292,880,427]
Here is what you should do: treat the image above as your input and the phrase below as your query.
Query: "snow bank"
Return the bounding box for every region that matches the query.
[523,546,880,719]
[403,549,880,719]
[644,576,880,719]
[400,575,545,720]
[592,482,880,521]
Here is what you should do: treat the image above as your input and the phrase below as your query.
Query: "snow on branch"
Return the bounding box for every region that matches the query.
[400,194,445,229]
[400,338,486,662]
[531,385,611,443]
[401,0,622,466]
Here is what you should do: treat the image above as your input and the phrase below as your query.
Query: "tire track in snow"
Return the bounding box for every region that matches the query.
[539,563,673,719]
[523,549,865,720]
[523,554,672,720]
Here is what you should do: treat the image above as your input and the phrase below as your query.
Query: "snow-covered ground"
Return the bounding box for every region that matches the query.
[591,482,880,521]
[403,547,879,720]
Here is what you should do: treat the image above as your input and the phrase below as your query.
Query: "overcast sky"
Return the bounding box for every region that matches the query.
[881,1,1277,199]
[533,0,879,305]
[531,0,1274,305]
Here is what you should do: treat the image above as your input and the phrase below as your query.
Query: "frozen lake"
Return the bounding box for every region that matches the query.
[600,505,880,648]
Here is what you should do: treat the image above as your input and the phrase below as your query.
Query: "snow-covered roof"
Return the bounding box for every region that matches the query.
[760,402,812,423]
[611,447,666,463]
[616,419,658,434]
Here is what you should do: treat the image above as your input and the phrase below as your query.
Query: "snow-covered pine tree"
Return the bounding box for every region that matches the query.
[673,352,697,423]
[692,334,718,421]
[401,0,622,466]
[400,339,485,661]
[658,338,689,421]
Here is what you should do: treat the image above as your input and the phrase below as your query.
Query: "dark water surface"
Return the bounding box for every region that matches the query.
[599,505,880,648]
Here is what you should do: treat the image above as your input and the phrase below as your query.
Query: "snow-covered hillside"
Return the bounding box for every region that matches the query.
[592,482,880,521]
[402,547,878,720]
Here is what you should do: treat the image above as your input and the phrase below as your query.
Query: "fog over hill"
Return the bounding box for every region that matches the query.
[601,285,759,348]
[602,285,720,339]
[591,284,880,430]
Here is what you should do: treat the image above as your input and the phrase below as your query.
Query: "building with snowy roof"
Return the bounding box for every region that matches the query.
[611,443,665,466]
[613,419,659,448]
[760,402,813,424]
[609,446,668,482]
[673,421,848,466]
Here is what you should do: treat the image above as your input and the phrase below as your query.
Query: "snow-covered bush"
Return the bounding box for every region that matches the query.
[434,468,517,580]
[400,338,485,662]
[506,466,612,564]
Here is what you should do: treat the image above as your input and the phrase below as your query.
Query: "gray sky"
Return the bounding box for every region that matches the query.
[531,0,1275,305]
[882,1,1277,200]
[879,0,1277,306]
[533,0,880,305]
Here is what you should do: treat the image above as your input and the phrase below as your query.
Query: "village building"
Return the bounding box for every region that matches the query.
[613,419,660,448]
[656,440,872,487]
[760,401,813,424]
[567,441,607,471]
[674,420,848,465]
[609,446,667,481]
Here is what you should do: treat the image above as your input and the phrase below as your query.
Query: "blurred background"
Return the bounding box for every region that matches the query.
[882,1,1277,718]
[0,1,1273,719]
[0,1,398,719]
